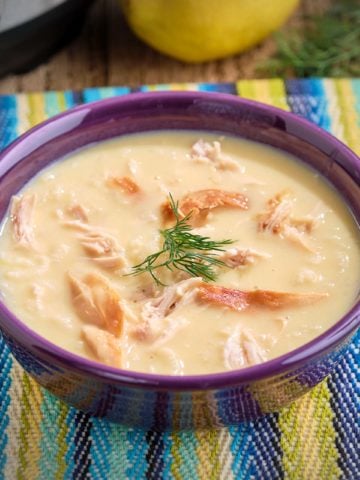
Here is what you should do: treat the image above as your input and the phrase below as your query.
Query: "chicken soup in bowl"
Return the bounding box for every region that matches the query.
[0,92,358,428]
[0,131,359,376]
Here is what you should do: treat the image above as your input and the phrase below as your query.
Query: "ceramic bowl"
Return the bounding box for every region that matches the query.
[0,92,359,429]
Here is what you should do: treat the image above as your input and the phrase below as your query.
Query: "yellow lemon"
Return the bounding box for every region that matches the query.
[121,0,299,63]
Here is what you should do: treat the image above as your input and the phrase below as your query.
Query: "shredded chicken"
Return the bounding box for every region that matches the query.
[197,283,328,312]
[190,139,240,171]
[291,217,316,233]
[133,277,202,342]
[257,191,317,251]
[67,204,88,222]
[79,231,127,270]
[291,203,325,234]
[10,194,36,247]
[82,325,122,368]
[62,219,127,271]
[61,219,93,231]
[218,247,271,268]
[107,175,140,194]
[68,272,124,336]
[162,189,248,225]
[282,223,315,252]
[224,327,266,369]
[258,191,293,234]
[80,231,118,256]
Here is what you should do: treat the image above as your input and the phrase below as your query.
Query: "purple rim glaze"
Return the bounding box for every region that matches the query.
[0,91,359,392]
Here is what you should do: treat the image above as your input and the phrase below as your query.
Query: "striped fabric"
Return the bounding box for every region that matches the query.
[0,79,359,480]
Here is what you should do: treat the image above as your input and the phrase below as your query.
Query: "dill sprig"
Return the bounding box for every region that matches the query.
[128,194,234,285]
[259,0,360,77]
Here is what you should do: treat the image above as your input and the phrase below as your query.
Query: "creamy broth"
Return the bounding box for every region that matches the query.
[0,131,359,375]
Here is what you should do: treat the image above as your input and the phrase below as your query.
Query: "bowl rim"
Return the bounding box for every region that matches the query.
[0,90,359,390]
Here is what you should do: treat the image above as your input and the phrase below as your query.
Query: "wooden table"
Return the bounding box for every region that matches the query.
[0,0,332,94]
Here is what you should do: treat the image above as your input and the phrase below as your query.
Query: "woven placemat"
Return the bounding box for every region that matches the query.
[0,79,359,480]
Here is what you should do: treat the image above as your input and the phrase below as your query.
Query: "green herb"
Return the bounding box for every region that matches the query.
[259,0,360,77]
[128,194,234,286]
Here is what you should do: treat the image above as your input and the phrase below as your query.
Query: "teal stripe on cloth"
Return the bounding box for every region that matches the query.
[88,419,111,479]
[37,391,67,480]
[285,78,332,131]
[83,86,131,102]
[64,407,78,478]
[0,337,12,474]
[229,423,257,479]
[161,432,174,479]
[126,428,152,479]
[64,91,77,109]
[352,79,360,125]
[106,423,132,479]
[44,91,63,118]
[83,88,104,102]
[0,95,18,147]
[198,82,237,94]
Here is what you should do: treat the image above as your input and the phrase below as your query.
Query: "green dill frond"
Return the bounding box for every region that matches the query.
[127,194,235,285]
[258,0,360,77]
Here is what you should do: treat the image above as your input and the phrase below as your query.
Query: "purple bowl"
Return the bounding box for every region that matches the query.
[0,92,359,429]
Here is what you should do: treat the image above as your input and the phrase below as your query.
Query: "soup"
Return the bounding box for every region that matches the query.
[0,131,359,375]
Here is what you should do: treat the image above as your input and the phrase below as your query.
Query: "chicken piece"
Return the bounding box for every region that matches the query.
[79,231,127,270]
[291,203,325,234]
[61,219,93,231]
[291,217,316,234]
[282,224,315,252]
[180,189,249,218]
[107,175,140,194]
[92,256,126,270]
[257,192,318,251]
[224,328,266,369]
[62,218,127,271]
[67,204,88,222]
[190,139,240,171]
[133,277,202,342]
[80,232,118,256]
[162,189,248,225]
[257,191,292,234]
[82,325,121,368]
[197,283,328,312]
[68,272,123,336]
[10,194,36,246]
[242,330,267,365]
[219,247,271,268]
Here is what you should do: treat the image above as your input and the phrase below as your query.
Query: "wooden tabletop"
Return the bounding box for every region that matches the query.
[0,0,332,95]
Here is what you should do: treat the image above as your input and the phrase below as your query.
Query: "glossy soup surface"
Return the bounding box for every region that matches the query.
[0,131,359,375]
